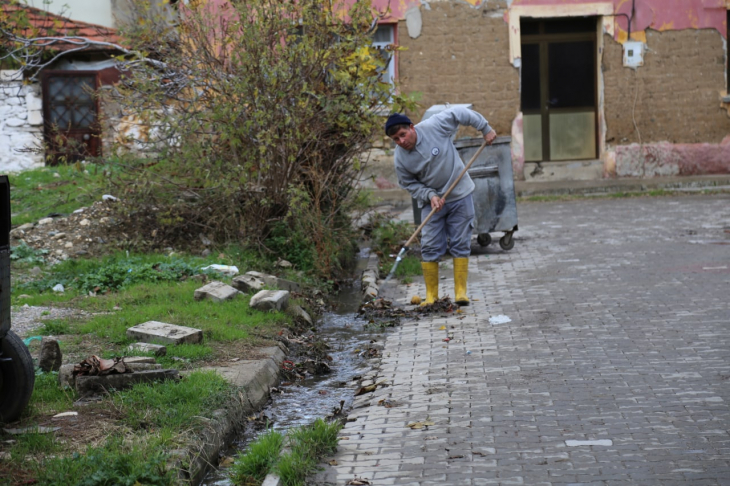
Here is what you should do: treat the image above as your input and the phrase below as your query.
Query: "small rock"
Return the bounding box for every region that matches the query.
[64,242,73,248]
[102,194,118,202]
[53,172,60,178]
[52,233,66,240]
[72,208,85,214]
[99,217,110,224]
[250,290,289,312]
[38,217,54,225]
[201,249,211,257]
[52,284,65,293]
[79,219,91,226]
[39,337,62,372]
[287,304,313,325]
[199,234,212,246]
[277,259,293,268]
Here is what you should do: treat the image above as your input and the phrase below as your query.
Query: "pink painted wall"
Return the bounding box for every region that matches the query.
[510,0,727,39]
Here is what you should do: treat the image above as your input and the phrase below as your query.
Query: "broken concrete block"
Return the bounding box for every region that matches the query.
[122,356,157,365]
[232,274,266,293]
[194,281,240,302]
[126,321,203,345]
[39,337,62,372]
[287,304,312,326]
[249,290,289,312]
[245,271,301,292]
[75,369,179,398]
[127,342,167,356]
[58,364,75,388]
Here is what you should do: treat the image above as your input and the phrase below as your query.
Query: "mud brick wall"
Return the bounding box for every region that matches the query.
[396,2,519,136]
[603,29,730,145]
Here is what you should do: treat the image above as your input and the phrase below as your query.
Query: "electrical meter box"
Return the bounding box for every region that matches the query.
[623,41,645,68]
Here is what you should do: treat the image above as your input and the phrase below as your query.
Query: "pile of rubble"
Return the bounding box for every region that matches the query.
[10,198,122,264]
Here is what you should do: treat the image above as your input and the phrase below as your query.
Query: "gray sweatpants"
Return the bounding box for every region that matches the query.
[420,194,475,262]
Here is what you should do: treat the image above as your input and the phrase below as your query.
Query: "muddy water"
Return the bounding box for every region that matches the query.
[202,255,379,485]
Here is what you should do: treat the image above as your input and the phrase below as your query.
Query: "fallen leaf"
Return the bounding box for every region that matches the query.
[347,478,371,485]
[406,418,435,429]
[439,325,446,330]
[219,456,235,467]
[443,338,450,342]
[328,459,338,466]
[448,455,465,460]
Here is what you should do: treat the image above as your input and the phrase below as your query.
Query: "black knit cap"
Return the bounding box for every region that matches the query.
[385,113,412,135]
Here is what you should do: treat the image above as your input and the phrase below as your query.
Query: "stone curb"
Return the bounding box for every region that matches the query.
[176,342,288,485]
[361,253,380,301]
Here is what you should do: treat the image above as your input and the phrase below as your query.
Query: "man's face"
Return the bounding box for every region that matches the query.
[389,125,417,151]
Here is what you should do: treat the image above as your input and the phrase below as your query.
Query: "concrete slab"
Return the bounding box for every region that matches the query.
[126,321,203,345]
[194,281,240,302]
[249,290,289,312]
[246,271,301,292]
[75,369,179,398]
[126,342,167,356]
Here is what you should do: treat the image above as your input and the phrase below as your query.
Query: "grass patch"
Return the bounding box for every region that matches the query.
[9,164,109,227]
[23,371,77,419]
[65,280,288,345]
[230,419,341,486]
[230,429,284,484]
[112,370,232,430]
[34,438,174,486]
[369,216,422,280]
[38,319,72,336]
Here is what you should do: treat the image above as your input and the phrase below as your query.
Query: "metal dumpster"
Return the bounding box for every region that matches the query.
[457,136,518,250]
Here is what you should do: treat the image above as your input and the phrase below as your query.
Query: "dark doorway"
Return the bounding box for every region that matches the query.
[521,17,598,162]
[42,71,101,165]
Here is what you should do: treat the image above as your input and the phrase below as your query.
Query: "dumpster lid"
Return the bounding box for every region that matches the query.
[421,103,473,122]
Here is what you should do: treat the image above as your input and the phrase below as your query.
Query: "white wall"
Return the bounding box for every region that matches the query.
[0,71,44,172]
[23,0,114,27]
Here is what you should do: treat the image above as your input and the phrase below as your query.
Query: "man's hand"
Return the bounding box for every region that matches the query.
[484,129,497,145]
[430,195,445,212]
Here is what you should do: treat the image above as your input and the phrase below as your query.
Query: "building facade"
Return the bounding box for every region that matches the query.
[365,0,730,186]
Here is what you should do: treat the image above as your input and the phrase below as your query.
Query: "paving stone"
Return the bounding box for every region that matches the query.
[311,195,730,485]
[193,281,240,302]
[249,290,289,312]
[126,321,203,345]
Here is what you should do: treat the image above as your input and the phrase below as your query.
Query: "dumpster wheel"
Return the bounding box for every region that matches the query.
[0,331,36,424]
[477,233,492,247]
[499,232,515,251]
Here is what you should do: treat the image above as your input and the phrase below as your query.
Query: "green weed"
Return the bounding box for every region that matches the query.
[10,242,49,266]
[35,438,174,486]
[23,371,76,419]
[38,319,72,336]
[229,429,284,484]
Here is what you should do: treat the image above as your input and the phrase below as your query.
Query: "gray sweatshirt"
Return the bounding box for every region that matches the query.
[394,106,492,207]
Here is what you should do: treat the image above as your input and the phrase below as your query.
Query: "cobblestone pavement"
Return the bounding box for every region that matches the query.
[314,194,730,486]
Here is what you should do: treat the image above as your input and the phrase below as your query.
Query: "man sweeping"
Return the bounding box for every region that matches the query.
[385,106,496,306]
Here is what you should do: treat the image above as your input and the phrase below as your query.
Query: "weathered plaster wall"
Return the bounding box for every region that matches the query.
[397,1,518,135]
[602,29,730,177]
[0,71,44,172]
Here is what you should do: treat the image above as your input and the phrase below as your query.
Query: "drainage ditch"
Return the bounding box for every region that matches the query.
[202,253,381,485]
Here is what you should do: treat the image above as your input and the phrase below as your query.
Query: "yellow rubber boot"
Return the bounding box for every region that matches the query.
[453,257,469,306]
[420,261,439,306]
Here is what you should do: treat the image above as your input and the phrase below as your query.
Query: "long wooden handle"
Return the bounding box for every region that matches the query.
[403,139,489,248]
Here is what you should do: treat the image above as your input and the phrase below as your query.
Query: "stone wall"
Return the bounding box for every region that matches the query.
[0,71,44,172]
